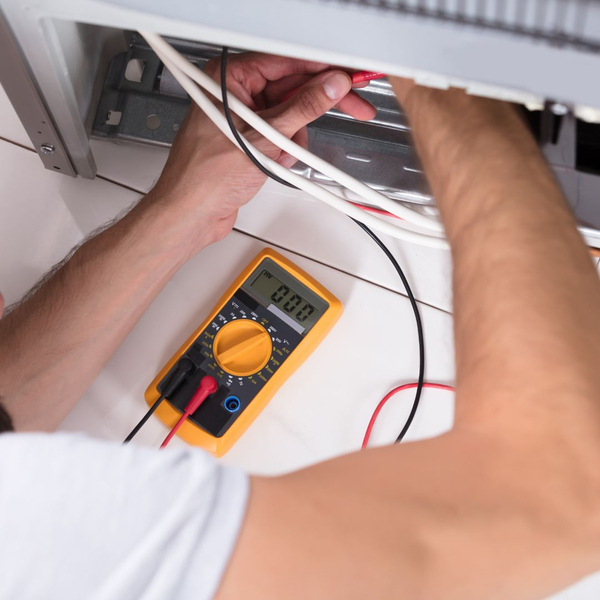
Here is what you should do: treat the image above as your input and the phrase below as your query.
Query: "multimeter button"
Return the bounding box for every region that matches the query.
[213,320,272,377]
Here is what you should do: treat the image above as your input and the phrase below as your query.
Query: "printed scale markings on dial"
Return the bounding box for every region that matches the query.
[198,286,304,390]
[145,249,342,457]
[208,305,261,386]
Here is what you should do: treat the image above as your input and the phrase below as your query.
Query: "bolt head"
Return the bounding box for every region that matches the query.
[551,103,569,116]
[40,143,55,155]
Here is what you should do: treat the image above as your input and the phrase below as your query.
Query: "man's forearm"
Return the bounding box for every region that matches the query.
[0,192,212,430]
[395,83,600,442]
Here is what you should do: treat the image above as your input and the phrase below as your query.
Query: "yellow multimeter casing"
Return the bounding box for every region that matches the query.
[145,248,343,456]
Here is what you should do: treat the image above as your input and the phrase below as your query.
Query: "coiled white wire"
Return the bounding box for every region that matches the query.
[141,31,449,249]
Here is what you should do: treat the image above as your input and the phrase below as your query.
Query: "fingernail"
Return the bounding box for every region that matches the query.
[322,72,351,101]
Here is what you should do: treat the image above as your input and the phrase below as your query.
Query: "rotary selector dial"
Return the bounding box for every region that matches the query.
[213,320,272,377]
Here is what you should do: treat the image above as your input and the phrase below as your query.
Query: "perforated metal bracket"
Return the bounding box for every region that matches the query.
[0,13,76,177]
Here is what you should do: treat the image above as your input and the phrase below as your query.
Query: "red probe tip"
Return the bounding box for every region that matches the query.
[351,71,386,84]
[280,71,386,104]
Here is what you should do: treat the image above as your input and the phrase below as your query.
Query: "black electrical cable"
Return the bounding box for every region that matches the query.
[123,395,165,444]
[350,220,425,442]
[220,52,296,190]
[220,47,424,443]
[123,358,195,444]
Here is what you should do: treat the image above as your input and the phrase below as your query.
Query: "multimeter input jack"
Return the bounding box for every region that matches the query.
[224,396,241,413]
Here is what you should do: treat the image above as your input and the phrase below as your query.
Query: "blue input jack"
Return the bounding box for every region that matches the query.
[224,396,241,413]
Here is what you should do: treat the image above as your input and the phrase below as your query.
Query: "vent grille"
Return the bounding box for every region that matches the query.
[310,0,600,52]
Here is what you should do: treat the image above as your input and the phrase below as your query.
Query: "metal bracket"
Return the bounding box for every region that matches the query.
[0,12,76,177]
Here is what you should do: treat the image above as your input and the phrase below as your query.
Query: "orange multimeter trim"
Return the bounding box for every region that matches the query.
[145,248,343,457]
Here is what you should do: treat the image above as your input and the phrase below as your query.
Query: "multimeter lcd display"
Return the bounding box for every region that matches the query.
[250,269,321,329]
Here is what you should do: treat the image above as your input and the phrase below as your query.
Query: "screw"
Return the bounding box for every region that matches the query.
[551,103,569,116]
[40,144,55,155]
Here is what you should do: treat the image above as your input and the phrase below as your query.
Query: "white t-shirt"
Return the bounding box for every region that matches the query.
[0,432,249,600]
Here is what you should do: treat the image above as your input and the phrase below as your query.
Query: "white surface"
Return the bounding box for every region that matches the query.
[98,153,455,313]
[0,142,138,306]
[95,135,457,311]
[0,86,33,150]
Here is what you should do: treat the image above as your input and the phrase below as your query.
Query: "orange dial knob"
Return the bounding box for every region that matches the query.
[213,320,272,377]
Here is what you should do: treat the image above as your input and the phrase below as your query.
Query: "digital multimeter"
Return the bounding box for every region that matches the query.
[145,248,343,456]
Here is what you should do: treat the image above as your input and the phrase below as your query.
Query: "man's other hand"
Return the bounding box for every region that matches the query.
[146,52,376,257]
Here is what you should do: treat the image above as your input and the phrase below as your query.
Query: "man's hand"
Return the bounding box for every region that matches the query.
[146,52,376,257]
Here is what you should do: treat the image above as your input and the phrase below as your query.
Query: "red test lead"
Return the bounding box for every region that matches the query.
[362,383,455,449]
[280,71,387,103]
[160,375,219,449]
[351,71,386,84]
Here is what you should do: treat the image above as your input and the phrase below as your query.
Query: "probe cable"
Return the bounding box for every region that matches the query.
[219,47,426,444]
[362,383,455,449]
[123,359,194,444]
[123,394,165,444]
[351,219,425,443]
[160,375,218,449]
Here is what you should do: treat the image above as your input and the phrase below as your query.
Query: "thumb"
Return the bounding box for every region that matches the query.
[267,71,352,137]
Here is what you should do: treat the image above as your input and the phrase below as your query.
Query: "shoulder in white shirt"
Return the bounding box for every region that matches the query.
[0,432,249,600]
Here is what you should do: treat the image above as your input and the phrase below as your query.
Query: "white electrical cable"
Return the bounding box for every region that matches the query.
[140,31,444,235]
[151,43,448,249]
[159,51,448,248]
